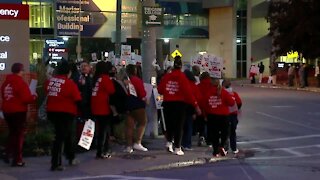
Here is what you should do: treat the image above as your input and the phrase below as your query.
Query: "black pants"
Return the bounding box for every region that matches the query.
[288,74,294,86]
[317,75,320,87]
[4,112,27,163]
[207,114,230,155]
[228,114,239,151]
[163,101,187,149]
[48,112,76,167]
[95,115,112,156]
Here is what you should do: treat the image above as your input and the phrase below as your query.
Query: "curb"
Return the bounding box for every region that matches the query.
[241,84,320,93]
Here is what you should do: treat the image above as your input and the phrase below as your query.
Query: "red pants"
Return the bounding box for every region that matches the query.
[4,112,27,163]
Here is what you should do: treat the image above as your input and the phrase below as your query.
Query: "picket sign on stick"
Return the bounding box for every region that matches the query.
[78,119,95,150]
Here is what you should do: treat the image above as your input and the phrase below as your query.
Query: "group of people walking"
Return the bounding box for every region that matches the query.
[1,56,242,170]
[158,56,242,157]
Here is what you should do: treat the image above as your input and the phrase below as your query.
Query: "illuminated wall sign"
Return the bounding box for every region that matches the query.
[56,0,140,38]
[43,38,68,62]
[0,3,29,73]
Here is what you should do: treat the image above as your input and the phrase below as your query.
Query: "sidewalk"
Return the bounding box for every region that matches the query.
[0,137,241,180]
[234,79,320,93]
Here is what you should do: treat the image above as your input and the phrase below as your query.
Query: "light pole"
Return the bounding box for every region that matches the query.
[115,0,122,59]
[76,0,82,61]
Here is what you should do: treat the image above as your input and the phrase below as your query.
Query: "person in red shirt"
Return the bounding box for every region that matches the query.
[201,78,235,157]
[196,72,212,147]
[222,79,242,154]
[158,56,201,156]
[46,60,82,171]
[91,61,115,158]
[181,69,202,150]
[124,64,148,153]
[1,63,36,167]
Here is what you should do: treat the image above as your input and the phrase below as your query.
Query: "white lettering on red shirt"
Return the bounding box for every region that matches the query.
[47,78,65,96]
[165,81,179,95]
[4,84,13,100]
[208,96,222,108]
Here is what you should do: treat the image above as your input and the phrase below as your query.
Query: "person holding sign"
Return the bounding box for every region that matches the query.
[46,61,82,171]
[91,61,115,159]
[1,63,37,167]
[158,56,201,156]
[124,64,148,153]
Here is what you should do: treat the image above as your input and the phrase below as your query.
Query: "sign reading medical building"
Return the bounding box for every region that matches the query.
[142,6,163,26]
[0,3,29,73]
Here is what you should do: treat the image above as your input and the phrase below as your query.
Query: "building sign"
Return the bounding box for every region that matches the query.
[142,6,163,26]
[56,0,140,38]
[43,39,68,61]
[0,3,29,73]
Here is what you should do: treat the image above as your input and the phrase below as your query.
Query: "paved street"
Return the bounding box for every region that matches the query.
[1,84,320,180]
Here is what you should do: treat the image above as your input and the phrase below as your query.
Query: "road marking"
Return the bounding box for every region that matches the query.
[256,112,320,131]
[62,175,181,180]
[238,134,320,144]
[280,148,305,157]
[271,105,294,108]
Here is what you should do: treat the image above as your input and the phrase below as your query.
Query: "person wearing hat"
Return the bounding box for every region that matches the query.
[1,63,37,167]
[46,60,82,171]
[158,56,201,155]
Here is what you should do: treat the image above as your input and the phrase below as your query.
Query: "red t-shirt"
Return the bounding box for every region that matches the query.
[46,75,82,115]
[1,74,36,113]
[129,75,146,100]
[91,75,115,116]
[201,86,235,116]
[158,69,198,107]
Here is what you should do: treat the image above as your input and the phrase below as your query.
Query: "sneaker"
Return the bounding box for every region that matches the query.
[174,148,184,156]
[133,143,148,152]
[233,149,239,154]
[213,153,220,158]
[68,159,80,166]
[219,147,227,156]
[198,136,205,147]
[96,153,112,159]
[166,142,174,153]
[11,161,25,167]
[124,146,133,153]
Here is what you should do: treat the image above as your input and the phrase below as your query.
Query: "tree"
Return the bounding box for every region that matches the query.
[267,0,320,60]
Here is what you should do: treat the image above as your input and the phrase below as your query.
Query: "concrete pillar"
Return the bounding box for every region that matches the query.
[141,0,158,138]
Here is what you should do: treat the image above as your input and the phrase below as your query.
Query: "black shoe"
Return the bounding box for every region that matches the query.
[68,159,80,166]
[96,153,111,159]
[11,162,25,167]
[51,165,65,171]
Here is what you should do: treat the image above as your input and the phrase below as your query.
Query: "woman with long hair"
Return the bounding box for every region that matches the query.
[124,64,148,153]
[91,61,115,159]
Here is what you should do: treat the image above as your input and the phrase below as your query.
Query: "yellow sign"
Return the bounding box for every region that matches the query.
[287,51,299,59]
[171,49,183,58]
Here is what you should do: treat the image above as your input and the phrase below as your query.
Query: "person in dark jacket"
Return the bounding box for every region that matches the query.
[158,56,201,156]
[77,61,93,120]
[1,63,36,167]
[46,60,82,171]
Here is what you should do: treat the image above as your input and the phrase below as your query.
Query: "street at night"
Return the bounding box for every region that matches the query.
[1,84,320,180]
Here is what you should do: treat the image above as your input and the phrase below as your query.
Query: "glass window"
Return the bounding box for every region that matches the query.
[23,1,54,28]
